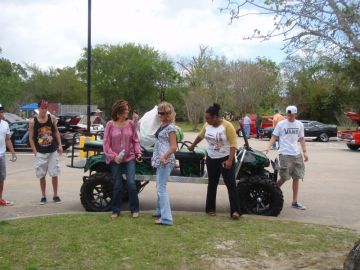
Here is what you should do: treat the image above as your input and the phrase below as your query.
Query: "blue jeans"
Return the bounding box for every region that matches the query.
[155,165,173,225]
[110,160,139,214]
[244,124,250,138]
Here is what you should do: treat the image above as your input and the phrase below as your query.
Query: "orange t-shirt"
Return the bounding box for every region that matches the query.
[273,113,285,127]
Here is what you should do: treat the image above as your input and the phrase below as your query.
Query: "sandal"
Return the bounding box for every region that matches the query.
[231,212,241,220]
[154,219,172,226]
[207,211,216,216]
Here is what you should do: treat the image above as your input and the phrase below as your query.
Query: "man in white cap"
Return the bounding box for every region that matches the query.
[0,103,17,206]
[264,105,309,210]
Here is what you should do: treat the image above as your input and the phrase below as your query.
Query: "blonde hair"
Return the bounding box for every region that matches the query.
[158,102,176,122]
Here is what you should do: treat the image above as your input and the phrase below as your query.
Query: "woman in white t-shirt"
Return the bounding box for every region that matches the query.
[188,103,240,219]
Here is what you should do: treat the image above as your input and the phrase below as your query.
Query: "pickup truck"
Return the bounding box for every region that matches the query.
[337,112,360,151]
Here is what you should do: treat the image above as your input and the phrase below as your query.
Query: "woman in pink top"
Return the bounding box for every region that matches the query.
[103,100,142,219]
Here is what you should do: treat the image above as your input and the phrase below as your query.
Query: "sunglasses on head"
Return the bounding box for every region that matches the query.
[158,111,167,116]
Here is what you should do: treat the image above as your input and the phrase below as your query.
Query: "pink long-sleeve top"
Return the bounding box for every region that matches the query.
[103,120,141,164]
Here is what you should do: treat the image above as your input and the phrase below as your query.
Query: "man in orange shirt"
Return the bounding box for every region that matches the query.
[272,109,285,149]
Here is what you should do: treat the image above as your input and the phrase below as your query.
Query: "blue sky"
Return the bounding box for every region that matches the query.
[0,0,287,69]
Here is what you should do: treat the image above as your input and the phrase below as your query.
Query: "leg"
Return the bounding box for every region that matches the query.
[156,166,173,225]
[125,160,139,214]
[221,159,240,215]
[110,163,123,214]
[292,179,299,203]
[52,176,58,197]
[205,156,221,214]
[0,157,5,200]
[0,181,3,200]
[40,177,46,197]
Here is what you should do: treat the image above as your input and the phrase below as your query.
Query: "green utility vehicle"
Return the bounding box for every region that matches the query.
[68,125,283,216]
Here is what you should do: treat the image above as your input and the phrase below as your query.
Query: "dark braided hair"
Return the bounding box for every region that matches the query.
[206,103,221,117]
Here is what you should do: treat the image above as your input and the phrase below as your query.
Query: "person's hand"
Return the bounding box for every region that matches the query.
[187,145,194,152]
[132,111,139,122]
[222,159,233,170]
[10,153,17,162]
[160,155,169,165]
[114,156,121,164]
[303,152,309,162]
[263,147,270,155]
[135,153,142,162]
[57,145,63,156]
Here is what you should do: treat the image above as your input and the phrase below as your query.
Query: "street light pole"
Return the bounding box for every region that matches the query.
[87,0,92,134]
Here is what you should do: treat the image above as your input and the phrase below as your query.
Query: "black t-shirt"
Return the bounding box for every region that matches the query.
[33,115,57,153]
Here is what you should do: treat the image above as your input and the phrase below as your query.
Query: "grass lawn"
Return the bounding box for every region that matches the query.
[0,213,358,270]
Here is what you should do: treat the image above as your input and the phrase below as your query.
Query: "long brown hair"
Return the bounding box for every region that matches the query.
[111,100,129,121]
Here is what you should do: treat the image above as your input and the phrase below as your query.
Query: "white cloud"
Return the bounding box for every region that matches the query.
[0,0,286,69]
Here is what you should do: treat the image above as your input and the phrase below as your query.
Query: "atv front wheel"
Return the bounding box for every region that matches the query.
[237,175,283,216]
[80,172,113,212]
[347,144,360,151]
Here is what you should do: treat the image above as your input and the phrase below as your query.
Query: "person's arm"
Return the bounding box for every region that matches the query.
[131,121,142,159]
[103,121,118,163]
[224,122,237,169]
[160,131,177,165]
[264,135,279,154]
[28,119,37,156]
[299,137,308,162]
[188,125,206,151]
[5,134,16,161]
[51,115,63,156]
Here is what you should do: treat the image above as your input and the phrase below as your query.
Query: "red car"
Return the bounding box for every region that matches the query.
[236,115,273,137]
[337,112,360,151]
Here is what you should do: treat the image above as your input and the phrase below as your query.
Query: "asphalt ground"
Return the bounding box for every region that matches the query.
[1,133,359,233]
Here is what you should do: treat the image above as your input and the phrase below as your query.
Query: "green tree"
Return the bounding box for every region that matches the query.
[24,65,86,105]
[0,56,27,112]
[222,0,360,59]
[76,43,179,117]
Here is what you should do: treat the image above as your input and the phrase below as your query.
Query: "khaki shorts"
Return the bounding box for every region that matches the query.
[279,154,305,181]
[35,152,60,179]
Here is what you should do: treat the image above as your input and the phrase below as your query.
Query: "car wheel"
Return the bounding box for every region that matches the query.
[318,133,329,142]
[347,144,360,151]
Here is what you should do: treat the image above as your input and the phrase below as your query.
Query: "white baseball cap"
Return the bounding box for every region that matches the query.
[286,105,297,114]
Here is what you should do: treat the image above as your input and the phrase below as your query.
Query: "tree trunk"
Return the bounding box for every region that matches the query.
[343,239,360,270]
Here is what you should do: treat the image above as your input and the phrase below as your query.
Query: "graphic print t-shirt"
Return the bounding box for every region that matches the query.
[272,119,304,155]
[198,120,237,159]
[34,115,57,153]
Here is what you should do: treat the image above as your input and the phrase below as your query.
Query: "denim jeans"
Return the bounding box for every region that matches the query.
[206,156,240,215]
[110,160,139,214]
[244,124,250,138]
[155,165,173,225]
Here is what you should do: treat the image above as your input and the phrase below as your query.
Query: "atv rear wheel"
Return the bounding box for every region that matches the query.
[237,175,283,216]
[80,172,113,212]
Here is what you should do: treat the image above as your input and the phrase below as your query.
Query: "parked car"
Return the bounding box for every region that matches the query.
[337,112,360,151]
[4,112,24,124]
[57,113,104,134]
[259,120,337,142]
[9,120,73,152]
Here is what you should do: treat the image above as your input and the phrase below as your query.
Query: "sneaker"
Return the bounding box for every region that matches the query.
[40,197,47,205]
[0,199,14,206]
[53,196,62,204]
[111,212,119,220]
[132,212,139,218]
[292,202,306,210]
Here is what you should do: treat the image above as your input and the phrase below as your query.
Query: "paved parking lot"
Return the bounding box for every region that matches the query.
[1,133,360,232]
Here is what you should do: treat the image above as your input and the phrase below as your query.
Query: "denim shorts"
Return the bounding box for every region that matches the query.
[0,156,6,181]
[35,152,60,178]
[279,154,305,181]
